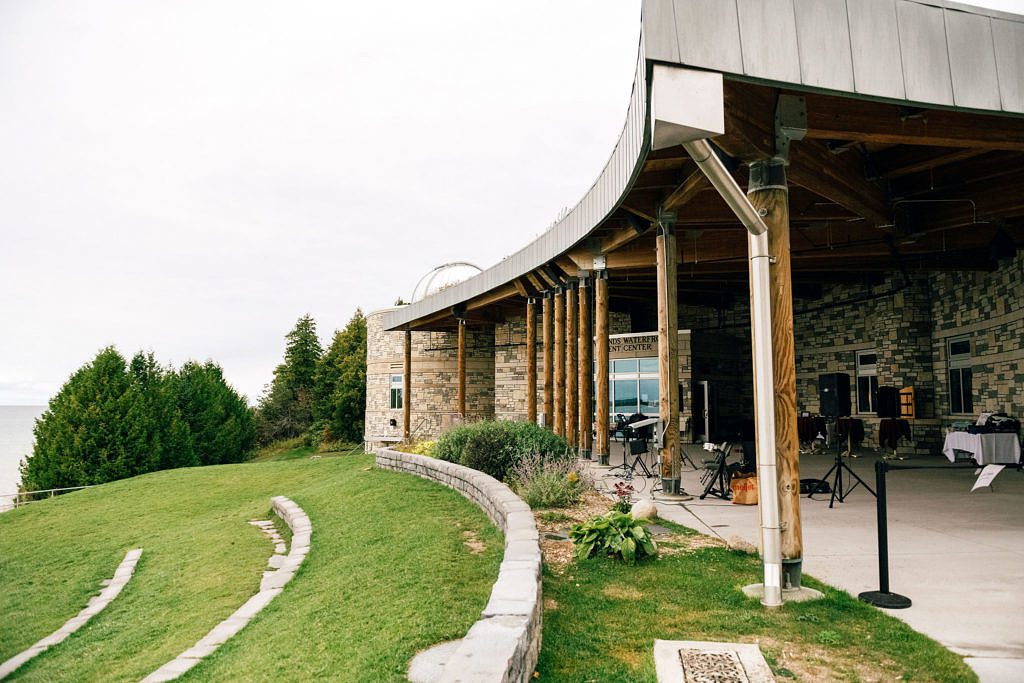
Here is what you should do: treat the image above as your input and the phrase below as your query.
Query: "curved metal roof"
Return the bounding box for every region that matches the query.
[384,0,1023,332]
[643,0,1024,114]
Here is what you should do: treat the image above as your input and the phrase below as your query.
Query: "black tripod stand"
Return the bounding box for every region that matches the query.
[808,448,876,508]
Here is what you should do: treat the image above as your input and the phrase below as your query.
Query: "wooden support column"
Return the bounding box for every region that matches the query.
[578,277,593,459]
[403,330,412,441]
[594,271,610,465]
[565,282,578,449]
[655,213,687,498]
[553,286,566,437]
[526,297,538,424]
[748,158,803,582]
[457,318,467,418]
[542,291,554,429]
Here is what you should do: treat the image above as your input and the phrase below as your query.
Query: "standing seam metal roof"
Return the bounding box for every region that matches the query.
[383,0,1023,332]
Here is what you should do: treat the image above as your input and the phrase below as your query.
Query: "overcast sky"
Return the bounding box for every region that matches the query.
[2,0,1022,406]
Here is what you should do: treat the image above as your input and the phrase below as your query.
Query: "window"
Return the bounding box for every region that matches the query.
[389,374,403,410]
[609,357,659,417]
[855,350,878,414]
[948,337,973,415]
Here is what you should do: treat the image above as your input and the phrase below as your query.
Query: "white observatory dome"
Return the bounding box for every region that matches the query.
[410,262,482,302]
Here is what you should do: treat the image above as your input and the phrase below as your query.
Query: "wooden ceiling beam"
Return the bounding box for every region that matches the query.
[661,169,710,213]
[801,92,1024,150]
[870,147,988,179]
[525,272,546,293]
[465,282,519,311]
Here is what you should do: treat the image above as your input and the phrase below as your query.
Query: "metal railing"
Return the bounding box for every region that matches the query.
[0,485,94,510]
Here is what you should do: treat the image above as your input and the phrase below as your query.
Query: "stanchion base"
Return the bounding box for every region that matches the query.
[858,590,912,609]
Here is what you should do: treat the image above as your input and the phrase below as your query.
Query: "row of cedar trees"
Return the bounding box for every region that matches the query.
[254,310,366,447]
[19,310,367,492]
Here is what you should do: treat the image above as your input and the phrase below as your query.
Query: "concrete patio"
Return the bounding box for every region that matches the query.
[609,445,1024,682]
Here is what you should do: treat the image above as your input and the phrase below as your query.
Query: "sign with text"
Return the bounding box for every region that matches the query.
[609,334,657,359]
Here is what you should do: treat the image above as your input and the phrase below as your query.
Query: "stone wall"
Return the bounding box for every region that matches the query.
[376,448,541,683]
[930,251,1024,423]
[364,308,495,449]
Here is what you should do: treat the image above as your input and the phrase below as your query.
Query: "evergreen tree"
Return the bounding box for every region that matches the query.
[313,309,367,443]
[171,361,256,465]
[255,314,324,443]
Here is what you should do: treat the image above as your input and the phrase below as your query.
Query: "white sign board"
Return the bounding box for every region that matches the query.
[972,464,1005,492]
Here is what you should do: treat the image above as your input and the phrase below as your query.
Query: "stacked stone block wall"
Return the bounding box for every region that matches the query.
[365,308,495,449]
[376,448,541,683]
[930,251,1024,426]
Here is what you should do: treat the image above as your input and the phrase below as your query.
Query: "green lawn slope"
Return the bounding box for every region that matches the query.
[0,454,501,682]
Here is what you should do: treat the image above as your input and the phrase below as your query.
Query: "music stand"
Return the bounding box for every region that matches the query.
[699,443,733,500]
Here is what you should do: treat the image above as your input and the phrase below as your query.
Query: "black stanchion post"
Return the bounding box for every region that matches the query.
[859,459,912,609]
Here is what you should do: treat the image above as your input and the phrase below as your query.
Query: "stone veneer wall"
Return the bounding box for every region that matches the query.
[376,448,541,683]
[791,273,937,454]
[365,308,495,449]
[930,251,1024,424]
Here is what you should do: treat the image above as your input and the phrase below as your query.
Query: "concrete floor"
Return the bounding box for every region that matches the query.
[600,444,1024,682]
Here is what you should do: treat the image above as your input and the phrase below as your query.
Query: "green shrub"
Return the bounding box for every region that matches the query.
[509,453,590,508]
[460,424,514,481]
[569,511,658,566]
[434,420,570,482]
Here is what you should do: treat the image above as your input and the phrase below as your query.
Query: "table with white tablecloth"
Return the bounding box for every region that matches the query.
[941,431,1021,465]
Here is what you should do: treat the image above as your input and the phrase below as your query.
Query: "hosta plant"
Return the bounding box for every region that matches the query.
[568,511,658,566]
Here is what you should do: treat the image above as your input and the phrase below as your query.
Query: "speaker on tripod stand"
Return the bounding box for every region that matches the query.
[818,373,851,418]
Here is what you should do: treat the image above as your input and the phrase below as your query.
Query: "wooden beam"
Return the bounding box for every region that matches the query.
[748,160,802,568]
[601,223,647,253]
[542,293,554,429]
[525,272,546,294]
[526,298,537,424]
[655,221,682,494]
[662,169,709,212]
[512,278,529,298]
[465,282,518,311]
[802,93,1024,150]
[565,284,578,449]
[594,272,610,465]
[555,255,579,278]
[578,278,593,458]
[870,147,987,179]
[788,140,890,226]
[553,287,566,438]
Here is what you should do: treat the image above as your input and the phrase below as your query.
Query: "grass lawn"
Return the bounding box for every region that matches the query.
[0,454,501,682]
[537,519,975,682]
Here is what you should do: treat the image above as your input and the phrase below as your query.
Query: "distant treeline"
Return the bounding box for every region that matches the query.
[20,309,367,492]
[254,310,367,447]
[21,349,255,492]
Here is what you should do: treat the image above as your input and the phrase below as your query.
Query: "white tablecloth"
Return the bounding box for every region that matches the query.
[942,431,1021,465]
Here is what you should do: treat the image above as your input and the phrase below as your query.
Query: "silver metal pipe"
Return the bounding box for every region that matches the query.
[682,138,783,607]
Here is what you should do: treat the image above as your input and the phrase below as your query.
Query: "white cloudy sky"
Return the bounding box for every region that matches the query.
[1,0,1022,405]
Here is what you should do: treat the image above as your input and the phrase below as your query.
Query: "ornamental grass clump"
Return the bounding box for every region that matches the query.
[508,452,591,509]
[569,511,658,566]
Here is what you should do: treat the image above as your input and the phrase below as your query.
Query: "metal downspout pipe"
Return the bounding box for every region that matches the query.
[682,139,783,608]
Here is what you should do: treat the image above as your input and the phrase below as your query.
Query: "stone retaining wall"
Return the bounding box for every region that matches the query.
[375,448,541,683]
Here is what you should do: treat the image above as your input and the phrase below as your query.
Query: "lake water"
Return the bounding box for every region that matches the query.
[0,405,44,508]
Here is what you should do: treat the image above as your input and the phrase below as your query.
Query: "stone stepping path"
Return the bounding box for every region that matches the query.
[0,548,143,680]
[141,496,311,683]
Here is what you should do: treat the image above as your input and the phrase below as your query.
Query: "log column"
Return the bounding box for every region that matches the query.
[655,213,688,499]
[403,329,412,441]
[542,291,554,429]
[457,318,467,418]
[553,286,566,437]
[526,297,538,424]
[749,158,803,587]
[578,276,593,459]
[565,282,578,449]
[594,271,610,465]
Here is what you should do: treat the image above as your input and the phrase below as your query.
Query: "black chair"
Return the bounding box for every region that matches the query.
[699,442,735,500]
